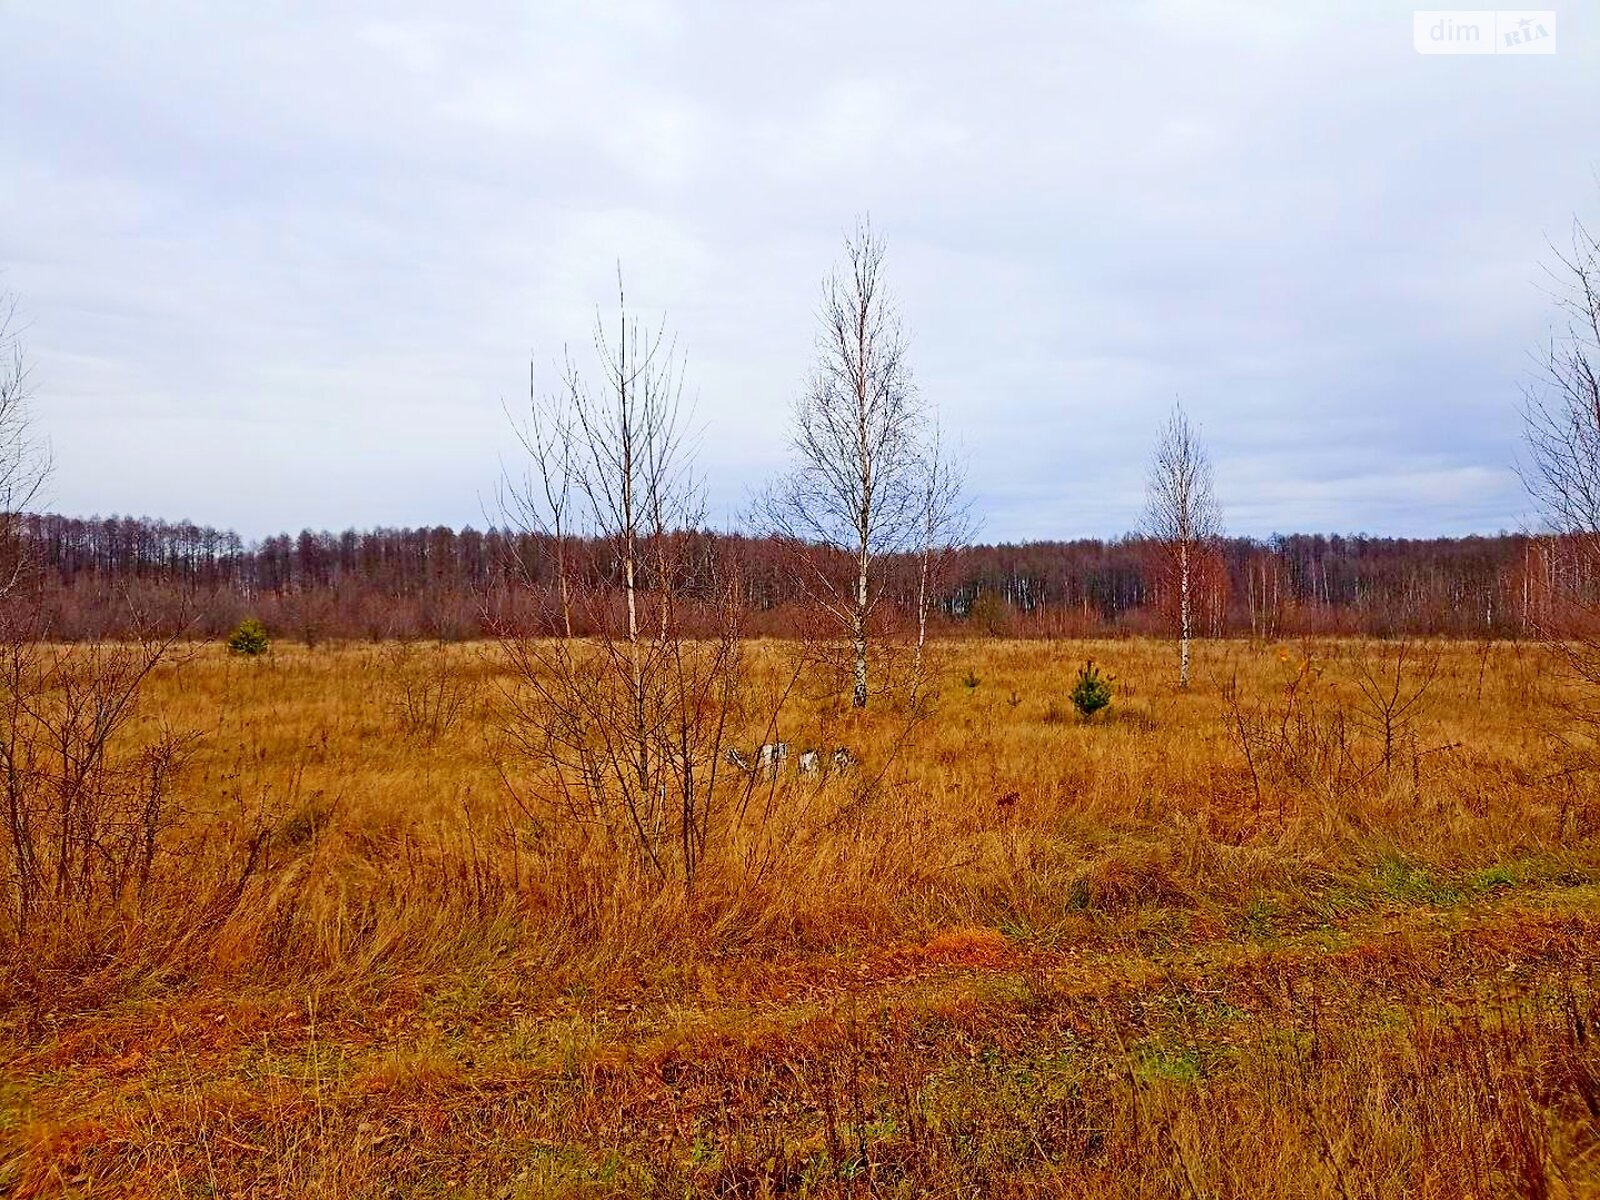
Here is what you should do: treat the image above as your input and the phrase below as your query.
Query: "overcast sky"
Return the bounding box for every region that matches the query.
[1,1,1595,542]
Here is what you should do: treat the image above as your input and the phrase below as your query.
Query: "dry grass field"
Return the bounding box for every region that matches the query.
[6,636,1600,1197]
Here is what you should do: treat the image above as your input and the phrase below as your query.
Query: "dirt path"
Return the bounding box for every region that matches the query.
[10,882,1600,1196]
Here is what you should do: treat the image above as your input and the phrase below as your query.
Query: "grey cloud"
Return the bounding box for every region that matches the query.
[0,0,1593,538]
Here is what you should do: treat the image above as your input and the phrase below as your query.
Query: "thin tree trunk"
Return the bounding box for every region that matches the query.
[554,528,573,638]
[852,544,869,708]
[615,312,651,836]
[913,542,930,683]
[1179,539,1192,689]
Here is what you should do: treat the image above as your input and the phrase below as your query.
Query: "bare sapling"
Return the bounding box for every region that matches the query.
[1521,209,1600,739]
[1349,640,1441,778]
[381,641,481,743]
[909,415,971,700]
[1144,402,1221,689]
[497,272,763,892]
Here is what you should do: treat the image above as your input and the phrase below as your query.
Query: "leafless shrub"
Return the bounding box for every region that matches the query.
[1221,652,1358,813]
[0,291,277,999]
[1349,640,1440,777]
[497,274,781,892]
[0,622,204,945]
[1221,643,1451,813]
[380,642,480,743]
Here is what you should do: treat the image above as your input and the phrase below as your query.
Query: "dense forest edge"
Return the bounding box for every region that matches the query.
[22,513,1567,641]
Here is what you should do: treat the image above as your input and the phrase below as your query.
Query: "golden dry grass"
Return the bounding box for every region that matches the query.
[6,636,1600,1197]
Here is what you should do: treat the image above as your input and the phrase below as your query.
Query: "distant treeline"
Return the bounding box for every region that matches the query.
[18,513,1567,641]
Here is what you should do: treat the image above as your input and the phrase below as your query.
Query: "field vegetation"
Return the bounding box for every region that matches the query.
[5,635,1600,1197]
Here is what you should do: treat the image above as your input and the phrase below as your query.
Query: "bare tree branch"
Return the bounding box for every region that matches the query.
[1519,212,1600,733]
[0,288,49,605]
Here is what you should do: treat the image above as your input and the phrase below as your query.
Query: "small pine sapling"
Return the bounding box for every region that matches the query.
[227,617,270,657]
[1070,659,1113,719]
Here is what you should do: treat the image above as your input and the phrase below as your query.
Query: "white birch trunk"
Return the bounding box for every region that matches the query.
[852,546,869,708]
[1179,539,1192,689]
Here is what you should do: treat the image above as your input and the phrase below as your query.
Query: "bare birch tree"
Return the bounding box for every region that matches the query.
[761,219,925,709]
[1143,402,1220,689]
[0,289,47,603]
[1520,214,1600,721]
